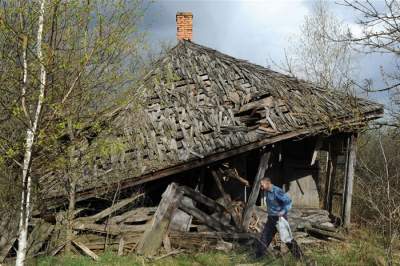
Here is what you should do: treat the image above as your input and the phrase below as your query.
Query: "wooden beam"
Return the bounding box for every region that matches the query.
[323,143,338,213]
[179,200,235,232]
[72,240,99,261]
[238,96,274,113]
[72,221,148,235]
[242,151,271,230]
[118,237,125,256]
[180,186,226,213]
[169,196,193,232]
[210,169,231,206]
[221,168,249,187]
[77,193,144,223]
[311,137,323,165]
[137,183,183,256]
[342,134,357,227]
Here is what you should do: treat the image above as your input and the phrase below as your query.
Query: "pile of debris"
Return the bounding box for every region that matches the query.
[0,180,345,262]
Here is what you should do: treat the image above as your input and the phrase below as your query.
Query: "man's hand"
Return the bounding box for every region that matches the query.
[278,211,285,217]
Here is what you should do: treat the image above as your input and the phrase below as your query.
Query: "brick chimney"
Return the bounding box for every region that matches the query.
[176,12,193,41]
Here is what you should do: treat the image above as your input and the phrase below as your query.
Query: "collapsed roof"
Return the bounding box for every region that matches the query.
[40,40,383,204]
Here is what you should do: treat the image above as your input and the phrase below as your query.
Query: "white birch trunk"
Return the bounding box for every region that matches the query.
[16,1,46,265]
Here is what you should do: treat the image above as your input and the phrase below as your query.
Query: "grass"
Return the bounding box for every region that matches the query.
[31,229,399,266]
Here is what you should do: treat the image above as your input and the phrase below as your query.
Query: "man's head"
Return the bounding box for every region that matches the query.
[260,177,273,191]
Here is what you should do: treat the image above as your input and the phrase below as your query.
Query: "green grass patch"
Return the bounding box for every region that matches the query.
[32,229,399,266]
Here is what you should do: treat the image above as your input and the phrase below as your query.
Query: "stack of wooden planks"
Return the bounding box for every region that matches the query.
[1,181,345,262]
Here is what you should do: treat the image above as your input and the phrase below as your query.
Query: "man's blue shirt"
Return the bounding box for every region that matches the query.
[265,185,292,216]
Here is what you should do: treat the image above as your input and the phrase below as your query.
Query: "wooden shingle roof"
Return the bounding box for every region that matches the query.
[40,40,383,203]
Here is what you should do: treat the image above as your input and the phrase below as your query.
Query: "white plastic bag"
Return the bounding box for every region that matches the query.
[276,216,293,243]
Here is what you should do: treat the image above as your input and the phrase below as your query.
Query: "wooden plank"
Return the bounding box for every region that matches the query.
[179,200,235,232]
[118,237,124,256]
[77,193,144,223]
[168,231,256,249]
[109,207,156,224]
[210,169,231,206]
[311,137,323,165]
[304,225,345,241]
[169,197,193,232]
[323,144,338,213]
[180,186,226,213]
[72,240,99,260]
[137,183,183,256]
[238,96,274,113]
[72,222,148,235]
[342,134,357,227]
[242,151,271,230]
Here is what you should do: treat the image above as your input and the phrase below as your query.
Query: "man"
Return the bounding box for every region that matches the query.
[256,177,303,259]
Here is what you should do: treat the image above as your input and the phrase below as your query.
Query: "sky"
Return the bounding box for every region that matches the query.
[141,0,396,105]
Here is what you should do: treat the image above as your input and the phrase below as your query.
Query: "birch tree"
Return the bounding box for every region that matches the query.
[0,0,146,261]
[16,0,46,265]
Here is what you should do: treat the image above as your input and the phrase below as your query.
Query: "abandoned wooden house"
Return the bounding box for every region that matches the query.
[0,12,384,261]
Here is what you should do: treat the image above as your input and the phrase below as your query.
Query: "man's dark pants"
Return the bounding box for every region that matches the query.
[256,215,303,259]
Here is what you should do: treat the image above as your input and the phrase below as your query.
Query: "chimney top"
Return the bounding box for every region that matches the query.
[176,12,193,41]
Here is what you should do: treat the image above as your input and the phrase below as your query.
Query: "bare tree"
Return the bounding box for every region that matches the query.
[271,0,355,92]
[341,0,400,124]
[355,130,400,265]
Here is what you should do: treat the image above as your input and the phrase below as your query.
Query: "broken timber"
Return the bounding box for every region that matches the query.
[242,150,271,230]
[137,183,183,256]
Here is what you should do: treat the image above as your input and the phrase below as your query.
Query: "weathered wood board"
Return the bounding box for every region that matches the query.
[137,183,183,256]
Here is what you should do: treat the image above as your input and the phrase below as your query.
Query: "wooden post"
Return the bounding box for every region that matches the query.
[211,169,231,206]
[137,183,183,256]
[323,143,338,213]
[342,134,357,227]
[242,150,271,231]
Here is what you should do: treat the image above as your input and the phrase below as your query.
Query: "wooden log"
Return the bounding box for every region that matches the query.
[242,151,271,230]
[77,193,144,223]
[179,199,235,232]
[137,183,183,256]
[72,240,99,260]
